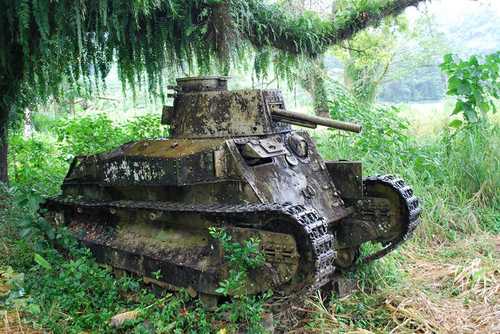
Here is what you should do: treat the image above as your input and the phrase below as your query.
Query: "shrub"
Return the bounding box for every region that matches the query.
[54,114,128,157]
[318,79,499,241]
[440,52,500,124]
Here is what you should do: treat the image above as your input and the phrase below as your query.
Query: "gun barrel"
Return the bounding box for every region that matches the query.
[271,109,362,133]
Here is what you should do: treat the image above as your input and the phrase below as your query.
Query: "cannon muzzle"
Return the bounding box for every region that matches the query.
[271,109,362,133]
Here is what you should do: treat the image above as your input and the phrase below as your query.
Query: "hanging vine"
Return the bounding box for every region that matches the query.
[0,0,426,106]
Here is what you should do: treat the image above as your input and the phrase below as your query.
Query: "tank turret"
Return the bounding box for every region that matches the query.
[41,76,421,305]
[162,76,361,138]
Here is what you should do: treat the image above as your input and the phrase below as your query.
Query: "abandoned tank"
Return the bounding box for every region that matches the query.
[41,76,421,302]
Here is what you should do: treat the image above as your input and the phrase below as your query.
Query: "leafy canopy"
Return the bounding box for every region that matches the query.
[0,0,425,106]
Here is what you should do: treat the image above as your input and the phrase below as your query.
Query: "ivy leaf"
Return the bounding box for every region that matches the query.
[448,119,462,129]
[452,100,464,115]
[34,254,52,270]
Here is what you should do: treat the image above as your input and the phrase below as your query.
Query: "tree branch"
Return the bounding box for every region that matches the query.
[239,0,427,56]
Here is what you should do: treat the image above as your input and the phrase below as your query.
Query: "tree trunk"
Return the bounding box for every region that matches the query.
[0,17,24,186]
[301,58,330,118]
[0,103,8,184]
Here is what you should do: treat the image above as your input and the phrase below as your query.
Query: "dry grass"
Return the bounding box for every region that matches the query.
[384,290,499,333]
[384,250,499,334]
[0,310,42,334]
[306,235,500,334]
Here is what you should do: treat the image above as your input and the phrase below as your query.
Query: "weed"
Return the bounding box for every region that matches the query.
[209,227,271,333]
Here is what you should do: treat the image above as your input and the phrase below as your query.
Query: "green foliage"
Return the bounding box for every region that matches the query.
[125,113,167,140]
[440,52,500,124]
[54,113,166,157]
[54,114,127,157]
[26,252,143,332]
[209,227,265,296]
[317,78,499,241]
[353,243,406,292]
[209,227,270,333]
[8,134,67,194]
[320,80,414,172]
[0,0,422,113]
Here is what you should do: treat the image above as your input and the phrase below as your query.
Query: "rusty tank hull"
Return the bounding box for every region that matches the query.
[41,76,421,299]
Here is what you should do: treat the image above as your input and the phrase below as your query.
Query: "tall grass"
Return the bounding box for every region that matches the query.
[1,92,498,332]
[306,87,499,333]
[317,82,499,242]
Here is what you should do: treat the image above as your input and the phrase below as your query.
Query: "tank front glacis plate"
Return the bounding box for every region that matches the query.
[123,139,226,158]
[227,132,347,223]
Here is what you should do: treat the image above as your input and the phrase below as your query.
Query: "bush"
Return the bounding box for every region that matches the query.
[318,79,499,241]
[123,113,167,140]
[316,80,415,174]
[8,135,67,195]
[440,52,500,124]
[54,114,127,157]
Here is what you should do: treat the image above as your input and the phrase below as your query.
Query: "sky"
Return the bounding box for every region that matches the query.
[413,0,500,54]
[406,0,500,20]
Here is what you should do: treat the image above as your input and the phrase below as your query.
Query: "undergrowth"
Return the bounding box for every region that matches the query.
[316,80,499,241]
[1,187,269,333]
[1,85,498,332]
[305,80,499,333]
[1,112,270,333]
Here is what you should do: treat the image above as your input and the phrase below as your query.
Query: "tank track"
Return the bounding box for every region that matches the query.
[356,174,422,265]
[42,198,335,296]
[279,204,336,292]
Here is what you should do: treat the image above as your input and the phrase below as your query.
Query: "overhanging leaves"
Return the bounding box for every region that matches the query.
[0,0,426,106]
